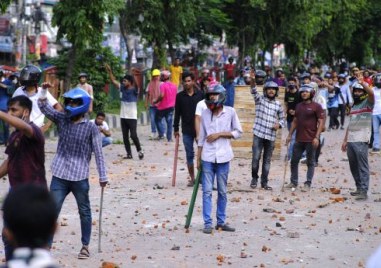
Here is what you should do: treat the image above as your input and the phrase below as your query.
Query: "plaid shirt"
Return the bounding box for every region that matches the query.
[251,87,285,141]
[38,99,107,182]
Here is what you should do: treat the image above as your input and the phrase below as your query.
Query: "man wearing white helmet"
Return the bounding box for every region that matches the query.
[342,76,374,201]
[286,84,325,192]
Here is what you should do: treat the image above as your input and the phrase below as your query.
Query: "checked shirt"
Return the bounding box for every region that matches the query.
[251,87,285,141]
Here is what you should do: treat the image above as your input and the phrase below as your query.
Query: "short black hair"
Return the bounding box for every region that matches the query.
[182,71,194,81]
[3,184,57,248]
[96,112,106,118]
[123,74,134,84]
[8,95,32,113]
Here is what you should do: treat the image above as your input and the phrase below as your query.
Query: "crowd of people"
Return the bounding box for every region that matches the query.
[0,58,380,266]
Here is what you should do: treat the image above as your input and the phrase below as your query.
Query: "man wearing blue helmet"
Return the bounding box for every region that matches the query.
[197,83,242,234]
[38,84,107,259]
[250,77,285,190]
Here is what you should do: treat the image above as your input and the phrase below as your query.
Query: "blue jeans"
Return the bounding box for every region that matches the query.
[372,114,381,149]
[149,106,158,133]
[201,161,230,228]
[182,134,196,165]
[50,177,92,246]
[347,142,369,192]
[287,121,296,160]
[290,142,316,186]
[156,107,174,141]
[102,136,113,147]
[251,135,275,186]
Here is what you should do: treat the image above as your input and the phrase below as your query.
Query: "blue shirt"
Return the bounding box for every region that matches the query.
[38,99,107,182]
[0,79,11,111]
[224,81,235,107]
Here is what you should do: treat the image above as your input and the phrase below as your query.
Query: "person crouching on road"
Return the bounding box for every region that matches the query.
[38,85,108,259]
[285,84,325,191]
[197,84,242,234]
[342,78,374,200]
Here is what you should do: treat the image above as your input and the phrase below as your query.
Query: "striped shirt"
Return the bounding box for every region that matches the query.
[347,99,374,143]
[38,99,107,182]
[251,87,285,141]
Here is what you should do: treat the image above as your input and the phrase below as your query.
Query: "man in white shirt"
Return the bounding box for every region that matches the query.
[197,84,242,234]
[337,74,353,129]
[90,112,112,147]
[371,74,381,154]
[12,65,62,132]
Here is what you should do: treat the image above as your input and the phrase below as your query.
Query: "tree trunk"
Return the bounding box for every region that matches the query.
[63,46,76,92]
[119,17,133,71]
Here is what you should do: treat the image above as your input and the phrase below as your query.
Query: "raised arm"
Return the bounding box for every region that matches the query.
[104,63,121,89]
[0,111,33,138]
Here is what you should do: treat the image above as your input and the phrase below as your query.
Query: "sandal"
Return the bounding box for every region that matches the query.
[78,246,90,259]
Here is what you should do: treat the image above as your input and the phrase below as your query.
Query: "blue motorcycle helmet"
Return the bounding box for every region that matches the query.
[205,83,226,110]
[63,87,91,118]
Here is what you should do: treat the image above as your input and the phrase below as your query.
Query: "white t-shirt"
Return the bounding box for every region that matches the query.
[90,119,110,137]
[372,87,381,115]
[195,99,207,116]
[13,86,58,127]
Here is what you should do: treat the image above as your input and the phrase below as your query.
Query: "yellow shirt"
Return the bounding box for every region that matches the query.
[169,65,183,87]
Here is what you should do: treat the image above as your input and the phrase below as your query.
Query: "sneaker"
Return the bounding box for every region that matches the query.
[155,136,165,141]
[350,189,361,196]
[138,151,144,160]
[215,224,235,232]
[250,179,257,189]
[355,191,368,200]
[187,180,195,187]
[123,154,133,159]
[284,182,297,189]
[203,227,213,234]
[301,183,311,192]
[370,149,381,155]
[78,245,90,259]
[149,133,157,140]
[340,126,345,130]
[300,157,307,164]
[261,184,273,191]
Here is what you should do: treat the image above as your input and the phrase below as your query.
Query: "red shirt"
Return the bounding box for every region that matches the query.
[5,123,46,188]
[295,101,325,142]
[224,64,235,79]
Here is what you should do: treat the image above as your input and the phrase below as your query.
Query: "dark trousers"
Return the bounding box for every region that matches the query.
[328,107,340,129]
[251,135,275,186]
[121,118,142,155]
[338,104,346,126]
[290,142,316,186]
[347,142,369,192]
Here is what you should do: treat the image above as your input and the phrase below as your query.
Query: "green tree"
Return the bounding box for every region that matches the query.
[48,46,124,114]
[51,0,123,90]
[0,0,11,14]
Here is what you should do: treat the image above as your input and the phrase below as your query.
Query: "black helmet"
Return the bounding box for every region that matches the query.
[20,65,42,87]
[373,73,381,88]
[352,82,368,104]
[255,70,266,85]
[78,72,88,79]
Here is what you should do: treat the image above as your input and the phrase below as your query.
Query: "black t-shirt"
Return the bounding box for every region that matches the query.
[284,91,300,122]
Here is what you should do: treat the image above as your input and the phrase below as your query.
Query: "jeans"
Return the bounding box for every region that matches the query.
[251,135,275,186]
[149,106,158,133]
[50,177,92,246]
[156,107,174,141]
[290,142,316,186]
[328,107,340,129]
[201,161,229,228]
[121,118,142,155]
[102,136,113,147]
[372,114,381,149]
[287,121,296,160]
[182,134,196,165]
[347,142,369,192]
